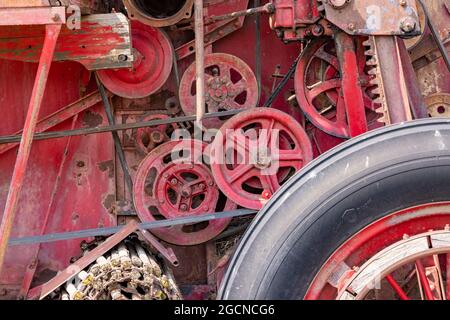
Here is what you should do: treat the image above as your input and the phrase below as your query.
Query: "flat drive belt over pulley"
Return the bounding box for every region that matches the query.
[133,139,236,246]
[97,21,173,99]
[210,108,313,210]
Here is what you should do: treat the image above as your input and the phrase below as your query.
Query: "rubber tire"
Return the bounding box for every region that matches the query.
[218,119,450,300]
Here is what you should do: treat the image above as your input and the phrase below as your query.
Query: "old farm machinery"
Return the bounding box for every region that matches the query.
[0,0,449,300]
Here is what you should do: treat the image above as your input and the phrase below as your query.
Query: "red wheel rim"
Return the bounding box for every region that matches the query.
[179,53,259,129]
[210,108,313,210]
[133,140,235,246]
[294,38,380,138]
[305,202,450,300]
[97,21,173,99]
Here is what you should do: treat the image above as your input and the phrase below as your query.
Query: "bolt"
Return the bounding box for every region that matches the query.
[118,54,128,62]
[400,17,417,33]
[262,190,272,200]
[347,23,355,31]
[180,204,188,212]
[199,183,206,190]
[399,0,407,6]
[76,161,85,168]
[171,178,178,185]
[52,14,61,22]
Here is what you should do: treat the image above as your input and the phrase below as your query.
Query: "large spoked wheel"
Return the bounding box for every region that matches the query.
[219,119,450,300]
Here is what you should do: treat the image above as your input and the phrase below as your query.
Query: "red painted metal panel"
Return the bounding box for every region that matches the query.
[0,59,115,295]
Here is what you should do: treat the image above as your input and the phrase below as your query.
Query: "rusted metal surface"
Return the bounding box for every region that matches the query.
[322,0,421,36]
[133,140,235,245]
[204,2,273,25]
[18,115,79,298]
[123,0,194,27]
[0,0,448,299]
[0,90,107,155]
[194,0,206,124]
[370,36,413,124]
[0,24,61,276]
[179,53,259,128]
[0,13,133,70]
[38,220,139,300]
[139,229,179,267]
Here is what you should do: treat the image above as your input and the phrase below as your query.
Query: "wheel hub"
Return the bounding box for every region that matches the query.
[179,53,259,129]
[133,140,236,245]
[210,108,313,210]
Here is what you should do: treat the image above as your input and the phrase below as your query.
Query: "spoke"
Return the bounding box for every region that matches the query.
[259,118,276,146]
[226,99,246,111]
[231,79,247,95]
[335,92,347,124]
[307,79,341,101]
[227,163,255,183]
[260,174,280,194]
[385,274,410,300]
[277,149,303,162]
[416,259,435,300]
[314,46,340,70]
[220,63,232,80]
[229,130,250,154]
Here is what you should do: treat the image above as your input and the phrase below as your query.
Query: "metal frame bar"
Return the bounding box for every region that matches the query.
[0,7,66,26]
[335,32,368,137]
[194,0,206,126]
[0,23,62,275]
[38,220,140,300]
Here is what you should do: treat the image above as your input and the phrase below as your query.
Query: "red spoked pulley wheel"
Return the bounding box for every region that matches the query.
[133,139,236,246]
[306,202,450,300]
[294,37,380,138]
[179,53,259,129]
[210,108,313,210]
[135,114,177,155]
[97,21,173,99]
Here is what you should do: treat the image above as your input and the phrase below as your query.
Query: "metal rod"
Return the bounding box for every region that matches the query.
[255,0,262,104]
[194,0,205,126]
[385,274,410,300]
[0,24,61,274]
[417,0,450,71]
[0,109,244,145]
[397,38,428,119]
[416,259,435,300]
[19,115,78,299]
[204,2,274,25]
[9,209,257,246]
[96,74,134,197]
